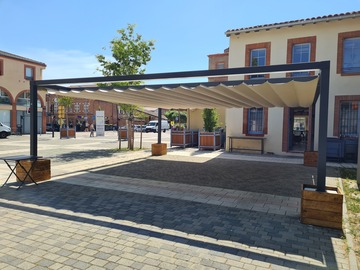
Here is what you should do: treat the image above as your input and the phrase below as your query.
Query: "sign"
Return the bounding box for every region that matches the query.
[58,105,65,119]
[95,111,105,136]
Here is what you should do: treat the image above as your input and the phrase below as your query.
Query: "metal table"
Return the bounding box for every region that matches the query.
[0,155,41,189]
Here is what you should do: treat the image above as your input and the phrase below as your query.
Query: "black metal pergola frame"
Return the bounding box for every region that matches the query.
[29,61,330,192]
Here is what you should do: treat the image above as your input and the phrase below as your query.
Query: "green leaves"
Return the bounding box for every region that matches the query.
[202,108,218,132]
[96,24,155,78]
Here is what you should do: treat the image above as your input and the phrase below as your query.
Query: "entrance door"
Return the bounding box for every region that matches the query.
[288,107,309,152]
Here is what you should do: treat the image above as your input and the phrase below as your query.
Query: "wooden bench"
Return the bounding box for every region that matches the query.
[228,136,266,154]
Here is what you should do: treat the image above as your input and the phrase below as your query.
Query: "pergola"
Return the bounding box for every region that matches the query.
[29,61,330,192]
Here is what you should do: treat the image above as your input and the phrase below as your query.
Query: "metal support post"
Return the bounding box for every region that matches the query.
[316,62,330,192]
[157,108,162,144]
[30,81,38,157]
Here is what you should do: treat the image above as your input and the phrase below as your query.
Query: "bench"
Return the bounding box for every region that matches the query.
[228,136,266,154]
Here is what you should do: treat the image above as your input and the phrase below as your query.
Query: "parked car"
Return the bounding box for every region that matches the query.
[0,122,11,138]
[46,123,60,132]
[134,125,146,132]
[145,120,170,133]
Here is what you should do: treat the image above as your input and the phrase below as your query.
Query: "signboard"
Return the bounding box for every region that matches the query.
[95,111,105,136]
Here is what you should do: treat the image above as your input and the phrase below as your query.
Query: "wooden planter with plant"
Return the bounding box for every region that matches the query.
[199,108,221,150]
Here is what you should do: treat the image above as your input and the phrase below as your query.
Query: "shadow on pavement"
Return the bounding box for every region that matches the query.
[93,158,339,198]
[0,179,342,269]
[50,149,120,163]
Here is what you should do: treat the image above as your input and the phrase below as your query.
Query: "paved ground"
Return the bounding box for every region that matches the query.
[0,132,356,269]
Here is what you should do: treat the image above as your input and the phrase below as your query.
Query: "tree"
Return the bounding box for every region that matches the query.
[96,24,155,150]
[164,110,187,127]
[58,96,73,137]
[202,108,218,132]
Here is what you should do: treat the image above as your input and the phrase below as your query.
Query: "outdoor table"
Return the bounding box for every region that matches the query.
[0,155,41,189]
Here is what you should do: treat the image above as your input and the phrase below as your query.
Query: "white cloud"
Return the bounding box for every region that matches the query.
[27,48,103,80]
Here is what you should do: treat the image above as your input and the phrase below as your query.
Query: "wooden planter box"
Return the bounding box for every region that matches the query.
[16,158,51,183]
[152,143,167,156]
[171,130,198,148]
[60,128,76,139]
[301,184,343,229]
[118,130,128,140]
[199,132,221,150]
[304,151,318,167]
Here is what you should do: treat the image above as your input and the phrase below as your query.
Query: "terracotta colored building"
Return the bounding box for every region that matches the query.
[0,50,47,134]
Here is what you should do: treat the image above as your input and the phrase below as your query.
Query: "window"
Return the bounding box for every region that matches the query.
[25,65,35,80]
[287,36,316,77]
[216,62,225,69]
[339,101,359,138]
[337,31,360,75]
[245,42,271,80]
[292,43,310,77]
[74,103,80,113]
[83,101,89,113]
[250,49,266,78]
[247,108,264,134]
[0,89,11,104]
[343,38,360,74]
[16,91,41,107]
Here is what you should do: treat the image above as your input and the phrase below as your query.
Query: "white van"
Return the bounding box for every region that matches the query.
[0,122,11,138]
[145,120,170,133]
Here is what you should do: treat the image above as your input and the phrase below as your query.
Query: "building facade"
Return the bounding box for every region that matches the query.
[203,11,359,159]
[0,51,47,134]
[46,94,165,131]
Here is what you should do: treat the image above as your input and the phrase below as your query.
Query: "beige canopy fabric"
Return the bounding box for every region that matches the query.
[44,77,319,109]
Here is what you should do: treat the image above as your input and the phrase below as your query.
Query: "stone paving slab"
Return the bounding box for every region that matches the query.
[0,146,353,269]
[0,179,348,269]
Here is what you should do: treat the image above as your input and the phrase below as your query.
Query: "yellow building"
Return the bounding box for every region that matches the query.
[0,50,47,134]
[203,11,359,160]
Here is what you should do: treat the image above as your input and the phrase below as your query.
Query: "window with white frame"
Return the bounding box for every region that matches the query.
[292,43,310,77]
[74,103,80,113]
[25,66,34,80]
[250,49,266,78]
[83,101,89,113]
[343,37,360,74]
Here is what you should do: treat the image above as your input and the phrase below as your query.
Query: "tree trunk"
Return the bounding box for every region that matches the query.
[127,120,134,150]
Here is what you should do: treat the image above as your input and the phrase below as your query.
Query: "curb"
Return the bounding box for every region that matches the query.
[339,177,359,270]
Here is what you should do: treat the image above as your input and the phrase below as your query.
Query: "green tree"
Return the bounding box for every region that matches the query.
[96,24,155,79]
[58,96,73,137]
[96,24,155,150]
[202,108,218,132]
[164,110,187,127]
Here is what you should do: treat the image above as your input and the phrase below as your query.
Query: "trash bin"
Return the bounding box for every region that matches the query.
[16,124,22,135]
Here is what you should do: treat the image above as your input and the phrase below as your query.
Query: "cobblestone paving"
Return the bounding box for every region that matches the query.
[0,179,348,269]
[0,133,353,269]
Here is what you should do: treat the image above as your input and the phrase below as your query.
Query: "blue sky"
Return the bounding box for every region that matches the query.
[1,0,360,80]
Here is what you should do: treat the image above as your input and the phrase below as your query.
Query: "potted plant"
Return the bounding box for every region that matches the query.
[199,108,221,150]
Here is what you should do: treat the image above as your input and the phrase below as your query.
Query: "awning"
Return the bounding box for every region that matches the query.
[42,76,319,109]
[31,61,331,193]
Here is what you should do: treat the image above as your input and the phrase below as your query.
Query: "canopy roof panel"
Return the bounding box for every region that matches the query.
[43,76,319,109]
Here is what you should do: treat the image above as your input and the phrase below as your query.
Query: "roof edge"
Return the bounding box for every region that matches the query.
[0,50,47,67]
[225,11,360,36]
